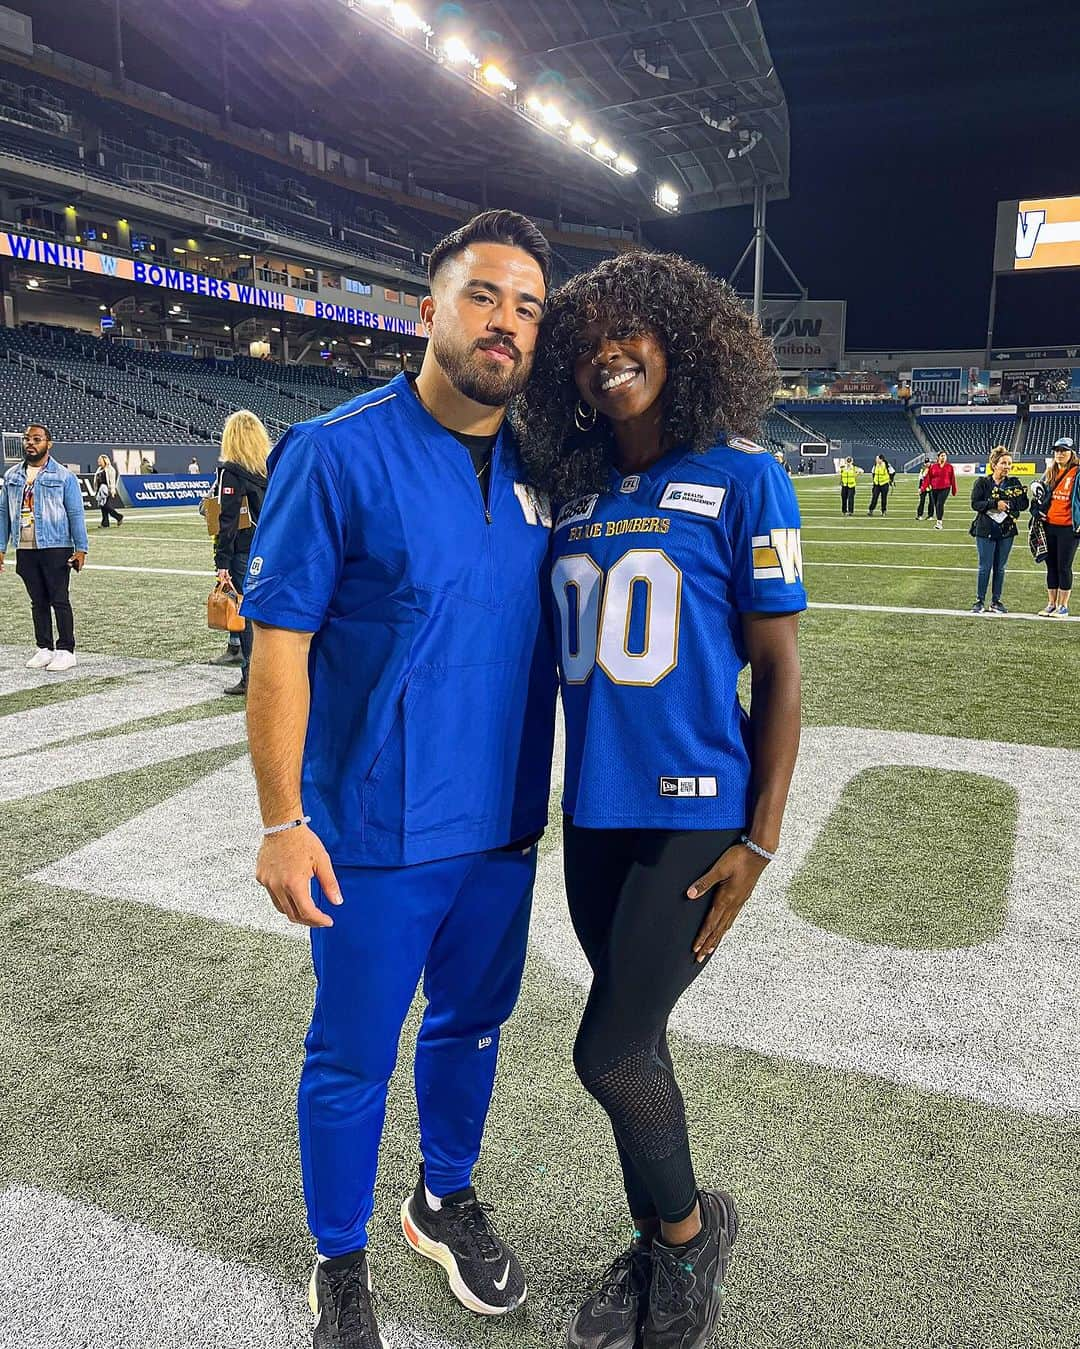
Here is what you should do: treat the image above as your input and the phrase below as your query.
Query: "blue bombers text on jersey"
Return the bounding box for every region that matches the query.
[551,437,806,830]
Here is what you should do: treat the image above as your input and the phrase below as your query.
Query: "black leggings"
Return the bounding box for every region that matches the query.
[1045,523,1079,591]
[869,483,890,514]
[930,488,950,521]
[564,820,742,1225]
[840,485,855,514]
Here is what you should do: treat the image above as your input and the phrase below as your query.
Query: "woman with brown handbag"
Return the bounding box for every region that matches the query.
[214,409,270,695]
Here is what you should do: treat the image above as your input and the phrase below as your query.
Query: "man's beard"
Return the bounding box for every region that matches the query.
[431,331,530,407]
[24,448,48,464]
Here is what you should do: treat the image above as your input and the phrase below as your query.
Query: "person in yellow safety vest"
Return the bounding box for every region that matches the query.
[840,456,862,515]
[868,454,893,516]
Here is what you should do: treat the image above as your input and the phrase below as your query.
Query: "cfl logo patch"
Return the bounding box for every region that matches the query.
[477,1036,493,1051]
[249,556,264,577]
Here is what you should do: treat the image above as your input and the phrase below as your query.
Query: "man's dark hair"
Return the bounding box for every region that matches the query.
[428,209,551,290]
[25,422,52,440]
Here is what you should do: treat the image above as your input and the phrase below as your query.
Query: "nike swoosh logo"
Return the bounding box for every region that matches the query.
[494,1260,511,1292]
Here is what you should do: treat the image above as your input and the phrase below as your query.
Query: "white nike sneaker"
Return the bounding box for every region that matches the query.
[45,650,77,672]
[25,648,54,669]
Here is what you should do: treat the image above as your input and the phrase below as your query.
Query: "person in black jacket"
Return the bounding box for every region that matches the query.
[970,446,1028,614]
[214,410,269,695]
[92,455,124,528]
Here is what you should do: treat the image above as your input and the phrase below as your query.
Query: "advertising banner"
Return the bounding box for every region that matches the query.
[756,300,846,369]
[0,232,422,337]
[918,405,1018,417]
[1000,369,1076,403]
[911,368,963,404]
[118,474,214,508]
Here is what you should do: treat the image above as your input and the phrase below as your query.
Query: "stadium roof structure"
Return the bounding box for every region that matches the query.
[82,0,790,227]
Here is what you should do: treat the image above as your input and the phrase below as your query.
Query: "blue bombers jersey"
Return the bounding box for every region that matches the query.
[240,372,556,867]
[551,437,806,830]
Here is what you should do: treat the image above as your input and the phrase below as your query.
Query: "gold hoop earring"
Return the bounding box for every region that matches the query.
[574,400,597,432]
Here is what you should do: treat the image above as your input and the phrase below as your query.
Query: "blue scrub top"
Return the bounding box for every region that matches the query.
[241,373,556,867]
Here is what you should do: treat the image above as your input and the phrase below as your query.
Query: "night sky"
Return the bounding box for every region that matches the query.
[19,0,1080,354]
[649,0,1080,352]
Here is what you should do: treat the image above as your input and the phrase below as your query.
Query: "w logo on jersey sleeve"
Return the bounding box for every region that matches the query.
[752,527,803,583]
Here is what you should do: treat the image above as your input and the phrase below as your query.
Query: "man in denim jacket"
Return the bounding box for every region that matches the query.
[0,423,89,672]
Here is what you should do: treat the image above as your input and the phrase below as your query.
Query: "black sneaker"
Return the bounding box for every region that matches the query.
[401,1169,526,1315]
[566,1234,652,1348]
[209,648,243,667]
[991,600,1008,614]
[641,1190,739,1349]
[224,675,248,696]
[308,1251,385,1348]
[971,601,985,614]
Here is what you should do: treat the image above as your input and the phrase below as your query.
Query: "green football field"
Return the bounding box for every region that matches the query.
[0,474,1077,1349]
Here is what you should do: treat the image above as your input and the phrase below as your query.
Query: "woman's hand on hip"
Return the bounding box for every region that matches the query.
[687,843,769,962]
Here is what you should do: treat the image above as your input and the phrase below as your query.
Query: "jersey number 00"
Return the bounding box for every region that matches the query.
[552,548,683,688]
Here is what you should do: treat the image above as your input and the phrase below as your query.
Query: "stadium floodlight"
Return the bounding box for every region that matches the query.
[570,123,596,146]
[654,183,680,213]
[26,277,39,288]
[390,3,432,36]
[541,102,570,130]
[614,155,637,176]
[442,36,479,66]
[482,64,516,92]
[593,140,617,161]
[526,92,546,113]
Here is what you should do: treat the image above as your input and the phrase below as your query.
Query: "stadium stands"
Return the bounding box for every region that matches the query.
[0,324,381,442]
[759,410,811,451]
[918,412,1017,459]
[775,405,923,461]
[1024,411,1080,457]
[0,61,618,284]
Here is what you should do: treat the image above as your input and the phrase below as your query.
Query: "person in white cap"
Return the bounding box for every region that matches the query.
[1031,436,1080,617]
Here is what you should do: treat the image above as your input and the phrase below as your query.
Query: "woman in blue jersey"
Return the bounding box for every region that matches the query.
[518,252,804,1349]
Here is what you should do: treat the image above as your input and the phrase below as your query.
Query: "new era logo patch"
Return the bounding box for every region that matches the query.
[659,776,718,798]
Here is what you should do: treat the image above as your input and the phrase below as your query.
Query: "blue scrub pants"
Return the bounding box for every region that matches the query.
[298,844,537,1256]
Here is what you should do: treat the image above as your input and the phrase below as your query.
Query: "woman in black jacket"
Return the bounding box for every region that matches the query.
[92,454,124,528]
[214,410,269,694]
[970,446,1028,614]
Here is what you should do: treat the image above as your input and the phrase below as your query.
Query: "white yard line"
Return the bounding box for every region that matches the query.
[807,560,1042,575]
[807,600,1075,621]
[85,564,211,577]
[806,539,999,550]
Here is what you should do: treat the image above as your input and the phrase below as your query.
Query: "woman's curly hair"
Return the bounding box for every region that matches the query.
[515,250,777,500]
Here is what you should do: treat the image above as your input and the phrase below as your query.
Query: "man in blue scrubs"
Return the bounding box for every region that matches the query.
[241,211,555,1348]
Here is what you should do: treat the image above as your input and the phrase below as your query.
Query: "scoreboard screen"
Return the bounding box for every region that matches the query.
[995,196,1080,273]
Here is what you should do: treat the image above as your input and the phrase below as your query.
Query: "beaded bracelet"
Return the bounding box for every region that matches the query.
[262,815,311,837]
